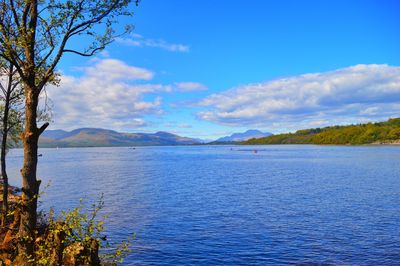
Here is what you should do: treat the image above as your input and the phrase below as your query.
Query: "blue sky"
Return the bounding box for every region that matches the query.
[50,0,400,139]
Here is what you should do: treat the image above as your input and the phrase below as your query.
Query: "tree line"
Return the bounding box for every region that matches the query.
[244,118,400,145]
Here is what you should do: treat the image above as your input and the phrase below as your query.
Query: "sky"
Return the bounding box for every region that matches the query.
[48,0,400,140]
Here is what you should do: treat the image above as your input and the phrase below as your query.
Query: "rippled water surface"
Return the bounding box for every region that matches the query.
[6,145,400,265]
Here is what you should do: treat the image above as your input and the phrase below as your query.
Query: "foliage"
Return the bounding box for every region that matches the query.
[243,118,400,145]
[35,196,134,265]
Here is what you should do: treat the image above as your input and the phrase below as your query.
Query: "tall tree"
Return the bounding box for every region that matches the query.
[0,61,24,227]
[0,0,138,263]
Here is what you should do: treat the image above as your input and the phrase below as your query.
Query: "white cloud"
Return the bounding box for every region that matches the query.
[116,34,189,53]
[113,119,148,128]
[165,122,192,129]
[84,59,153,81]
[359,106,379,115]
[46,59,169,131]
[175,82,207,91]
[198,64,400,130]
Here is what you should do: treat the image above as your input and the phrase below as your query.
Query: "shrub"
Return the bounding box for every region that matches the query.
[34,196,134,265]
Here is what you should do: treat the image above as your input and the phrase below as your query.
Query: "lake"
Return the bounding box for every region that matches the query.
[6,145,400,265]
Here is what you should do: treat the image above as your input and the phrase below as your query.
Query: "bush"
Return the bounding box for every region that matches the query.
[34,196,134,265]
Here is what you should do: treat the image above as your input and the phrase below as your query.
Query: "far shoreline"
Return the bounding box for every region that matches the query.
[8,142,400,150]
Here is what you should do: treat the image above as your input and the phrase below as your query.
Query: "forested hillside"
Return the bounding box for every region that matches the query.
[243,118,400,145]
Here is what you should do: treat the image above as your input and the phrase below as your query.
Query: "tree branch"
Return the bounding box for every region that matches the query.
[68,0,121,34]
[38,122,49,135]
[22,1,31,35]
[9,0,22,34]
[0,83,6,96]
[62,46,105,57]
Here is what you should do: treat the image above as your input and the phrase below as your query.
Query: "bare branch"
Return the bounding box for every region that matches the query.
[0,83,6,96]
[62,46,106,57]
[22,1,31,34]
[38,122,49,135]
[9,0,21,34]
[69,1,121,34]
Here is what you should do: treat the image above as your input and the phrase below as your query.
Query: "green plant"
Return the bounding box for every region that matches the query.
[34,195,134,265]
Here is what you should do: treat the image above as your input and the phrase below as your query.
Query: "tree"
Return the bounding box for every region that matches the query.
[0,0,139,263]
[0,61,24,227]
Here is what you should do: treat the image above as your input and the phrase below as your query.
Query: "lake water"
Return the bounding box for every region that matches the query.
[6,145,400,265]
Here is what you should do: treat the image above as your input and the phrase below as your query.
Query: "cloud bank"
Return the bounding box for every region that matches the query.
[198,64,400,130]
[47,59,170,131]
[45,59,208,131]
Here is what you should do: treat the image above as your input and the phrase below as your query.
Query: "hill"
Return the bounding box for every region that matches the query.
[39,128,199,147]
[215,130,273,142]
[243,118,400,145]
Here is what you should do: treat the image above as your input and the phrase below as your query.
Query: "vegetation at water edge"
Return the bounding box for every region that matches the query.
[243,118,400,145]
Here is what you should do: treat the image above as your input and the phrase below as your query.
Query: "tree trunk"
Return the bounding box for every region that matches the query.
[1,98,10,227]
[17,86,41,264]
[16,2,44,262]
[1,65,12,227]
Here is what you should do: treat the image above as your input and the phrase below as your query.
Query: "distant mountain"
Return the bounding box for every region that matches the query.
[215,130,273,142]
[193,138,213,144]
[41,129,70,140]
[40,128,200,147]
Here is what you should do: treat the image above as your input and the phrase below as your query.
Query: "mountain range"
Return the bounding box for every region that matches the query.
[215,129,273,142]
[39,128,200,147]
[38,128,275,147]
